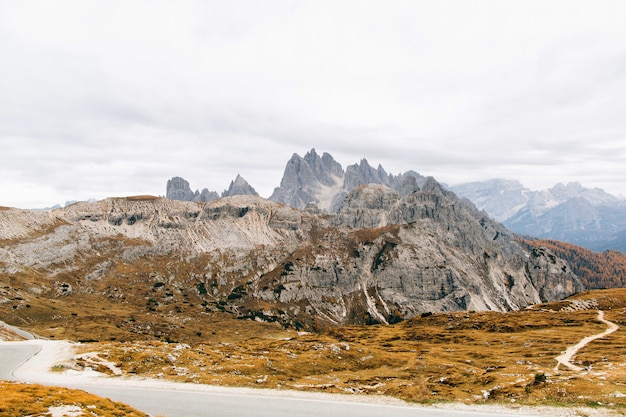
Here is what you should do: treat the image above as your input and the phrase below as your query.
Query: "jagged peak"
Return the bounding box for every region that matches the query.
[304,148,319,161]
[222,174,258,198]
[421,176,445,195]
[232,174,246,185]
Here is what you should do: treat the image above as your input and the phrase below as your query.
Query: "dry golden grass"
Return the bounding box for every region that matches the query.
[0,381,150,417]
[5,248,626,413]
[62,289,626,413]
[0,326,25,341]
[124,195,161,201]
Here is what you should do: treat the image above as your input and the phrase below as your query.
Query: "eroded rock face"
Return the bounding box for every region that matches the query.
[222,175,259,198]
[269,149,344,211]
[525,246,584,302]
[0,187,584,330]
[166,177,219,203]
[269,149,428,213]
[166,177,196,201]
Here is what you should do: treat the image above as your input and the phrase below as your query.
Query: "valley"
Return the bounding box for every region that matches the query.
[2,290,626,416]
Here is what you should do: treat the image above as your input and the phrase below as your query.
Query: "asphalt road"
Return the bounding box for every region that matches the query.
[0,342,547,417]
[0,342,40,380]
[55,385,509,417]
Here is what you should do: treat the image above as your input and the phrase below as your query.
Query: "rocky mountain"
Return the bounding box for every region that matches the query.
[269,148,427,212]
[221,174,259,198]
[0,178,583,334]
[166,174,257,203]
[451,180,626,252]
[167,149,427,214]
[166,176,219,202]
[268,149,344,212]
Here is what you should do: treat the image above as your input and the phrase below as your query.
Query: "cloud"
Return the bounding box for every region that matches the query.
[1,0,626,207]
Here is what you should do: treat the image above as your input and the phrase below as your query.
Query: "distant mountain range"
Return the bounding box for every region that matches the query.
[450,180,626,253]
[166,149,626,253]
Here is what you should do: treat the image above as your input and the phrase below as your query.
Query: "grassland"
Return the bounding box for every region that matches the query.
[0,382,151,417]
[57,289,626,413]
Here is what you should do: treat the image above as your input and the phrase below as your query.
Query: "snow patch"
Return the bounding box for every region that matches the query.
[315,174,344,212]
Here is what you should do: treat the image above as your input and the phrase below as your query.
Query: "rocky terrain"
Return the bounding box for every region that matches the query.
[165,174,257,203]
[168,149,427,214]
[165,149,626,253]
[0,175,584,340]
[451,179,626,252]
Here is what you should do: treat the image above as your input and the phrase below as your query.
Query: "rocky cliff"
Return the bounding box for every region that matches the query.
[166,173,258,203]
[222,174,259,198]
[269,148,426,213]
[166,177,219,202]
[0,179,583,331]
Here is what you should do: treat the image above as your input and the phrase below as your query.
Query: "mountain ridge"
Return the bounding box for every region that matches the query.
[0,178,583,335]
[451,179,626,252]
[167,149,427,214]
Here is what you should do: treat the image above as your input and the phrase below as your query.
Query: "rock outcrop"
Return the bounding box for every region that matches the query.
[269,149,344,212]
[166,177,219,203]
[269,149,427,213]
[222,174,259,198]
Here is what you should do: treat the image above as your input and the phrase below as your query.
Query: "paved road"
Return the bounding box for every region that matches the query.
[55,385,521,417]
[0,319,36,340]
[0,342,40,380]
[0,341,547,417]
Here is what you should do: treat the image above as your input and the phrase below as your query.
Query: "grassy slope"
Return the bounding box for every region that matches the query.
[59,289,626,411]
[0,382,151,417]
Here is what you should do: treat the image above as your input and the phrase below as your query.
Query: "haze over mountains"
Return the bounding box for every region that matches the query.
[450,180,626,253]
[167,149,626,253]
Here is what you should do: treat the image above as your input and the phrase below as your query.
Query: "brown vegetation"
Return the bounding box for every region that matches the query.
[518,239,626,288]
[62,289,626,411]
[124,195,161,201]
[0,382,150,417]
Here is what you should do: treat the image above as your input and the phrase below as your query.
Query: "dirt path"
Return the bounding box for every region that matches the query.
[554,310,619,372]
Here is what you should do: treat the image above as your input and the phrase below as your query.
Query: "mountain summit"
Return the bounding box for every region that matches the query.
[222,174,259,198]
[269,148,426,212]
[268,149,344,211]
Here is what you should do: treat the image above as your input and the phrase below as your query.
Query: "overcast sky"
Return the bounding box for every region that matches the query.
[1,0,625,208]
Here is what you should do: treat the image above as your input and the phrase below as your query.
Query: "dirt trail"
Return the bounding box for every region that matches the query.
[554,310,619,372]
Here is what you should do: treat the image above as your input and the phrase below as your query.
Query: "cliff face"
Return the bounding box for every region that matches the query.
[0,183,583,330]
[268,148,427,213]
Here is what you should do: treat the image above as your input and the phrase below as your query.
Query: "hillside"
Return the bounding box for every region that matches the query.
[47,288,626,411]
[519,239,626,289]
[0,181,582,343]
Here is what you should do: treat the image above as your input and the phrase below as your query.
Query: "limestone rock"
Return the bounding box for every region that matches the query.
[222,174,259,197]
[166,177,218,202]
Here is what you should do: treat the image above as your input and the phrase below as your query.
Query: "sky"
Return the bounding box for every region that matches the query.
[1,0,625,208]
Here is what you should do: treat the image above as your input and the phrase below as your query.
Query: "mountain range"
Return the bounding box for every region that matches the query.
[450,179,626,252]
[1,174,582,337]
[167,149,626,253]
[166,149,426,213]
